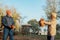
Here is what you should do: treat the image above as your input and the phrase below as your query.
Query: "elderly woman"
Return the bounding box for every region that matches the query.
[45,12,57,40]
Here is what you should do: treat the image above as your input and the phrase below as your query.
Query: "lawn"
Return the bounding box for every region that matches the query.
[0,32,60,40]
[13,33,60,40]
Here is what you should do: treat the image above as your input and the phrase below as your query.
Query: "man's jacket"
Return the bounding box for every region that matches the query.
[2,15,14,28]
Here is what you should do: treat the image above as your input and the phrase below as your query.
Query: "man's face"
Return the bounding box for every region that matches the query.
[6,10,12,17]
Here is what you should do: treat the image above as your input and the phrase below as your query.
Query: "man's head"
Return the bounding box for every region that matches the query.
[51,12,57,19]
[6,10,12,17]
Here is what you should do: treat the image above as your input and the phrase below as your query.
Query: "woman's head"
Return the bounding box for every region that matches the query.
[39,18,45,27]
[51,12,57,19]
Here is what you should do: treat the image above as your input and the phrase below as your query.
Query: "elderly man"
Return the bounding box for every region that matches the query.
[2,10,15,40]
[44,12,57,40]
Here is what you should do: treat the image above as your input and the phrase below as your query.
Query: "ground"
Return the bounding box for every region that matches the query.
[0,32,60,40]
[0,35,46,40]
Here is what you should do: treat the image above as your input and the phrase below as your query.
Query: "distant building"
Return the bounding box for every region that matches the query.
[21,24,32,34]
[38,31,47,35]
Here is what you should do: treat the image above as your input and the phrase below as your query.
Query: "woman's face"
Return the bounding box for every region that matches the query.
[51,12,57,19]
[51,15,56,19]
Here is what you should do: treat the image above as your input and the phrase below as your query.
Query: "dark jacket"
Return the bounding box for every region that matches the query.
[2,15,15,28]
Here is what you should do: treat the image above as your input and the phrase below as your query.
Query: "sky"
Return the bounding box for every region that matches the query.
[0,0,47,24]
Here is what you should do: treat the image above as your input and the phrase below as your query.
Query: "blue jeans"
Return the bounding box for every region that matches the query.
[3,28,14,40]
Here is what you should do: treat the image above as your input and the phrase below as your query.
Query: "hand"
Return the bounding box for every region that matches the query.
[9,26,12,28]
[11,25,15,30]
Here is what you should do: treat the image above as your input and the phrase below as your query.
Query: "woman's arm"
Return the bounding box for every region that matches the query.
[44,21,51,25]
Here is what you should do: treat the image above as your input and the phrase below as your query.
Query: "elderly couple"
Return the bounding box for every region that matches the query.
[2,9,57,40]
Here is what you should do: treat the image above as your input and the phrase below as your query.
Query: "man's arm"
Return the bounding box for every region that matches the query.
[11,18,15,29]
[2,17,8,26]
[12,18,15,25]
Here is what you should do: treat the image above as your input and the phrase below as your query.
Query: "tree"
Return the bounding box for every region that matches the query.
[11,8,21,32]
[56,0,60,18]
[0,5,21,31]
[45,0,60,19]
[56,24,60,31]
[45,0,57,19]
[28,19,40,33]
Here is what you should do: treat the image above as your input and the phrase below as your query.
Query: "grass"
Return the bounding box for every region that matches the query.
[55,33,60,40]
[15,33,60,40]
